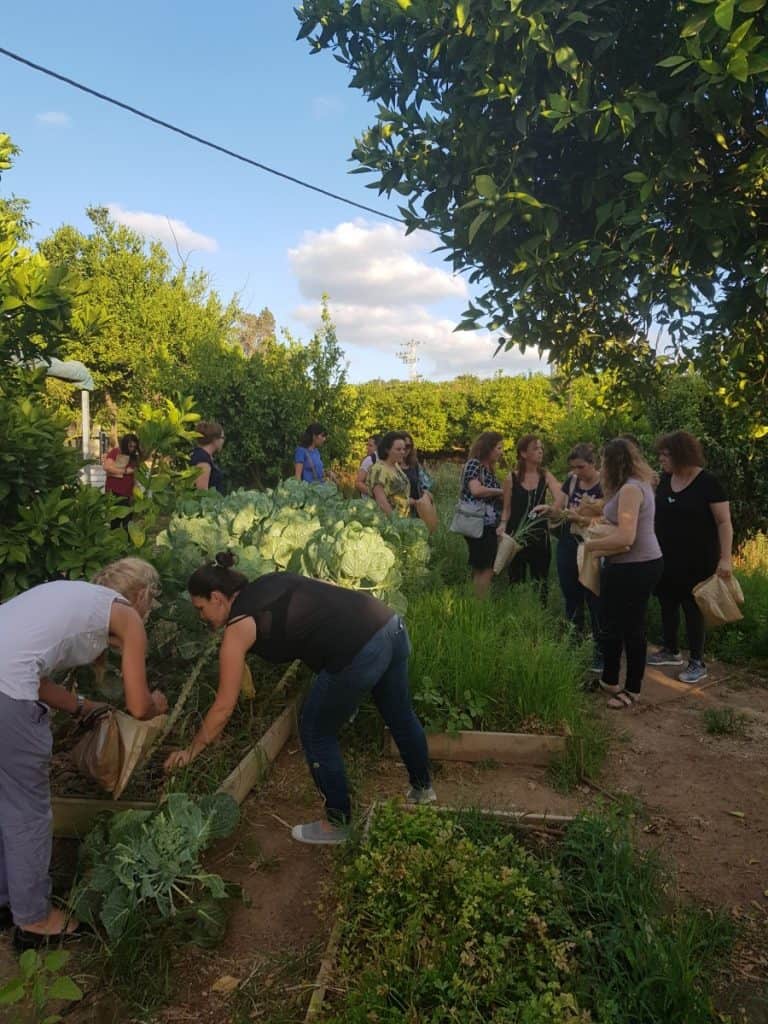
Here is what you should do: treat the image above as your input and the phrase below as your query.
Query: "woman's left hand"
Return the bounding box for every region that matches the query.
[164,747,195,772]
[716,559,733,579]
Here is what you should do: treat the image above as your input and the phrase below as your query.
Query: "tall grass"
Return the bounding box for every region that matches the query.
[406,584,591,734]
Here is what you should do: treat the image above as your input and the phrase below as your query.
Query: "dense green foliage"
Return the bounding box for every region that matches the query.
[0,137,126,598]
[298,0,768,421]
[325,805,731,1023]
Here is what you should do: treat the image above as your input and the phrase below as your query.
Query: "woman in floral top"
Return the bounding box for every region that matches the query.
[459,432,505,598]
[369,432,413,517]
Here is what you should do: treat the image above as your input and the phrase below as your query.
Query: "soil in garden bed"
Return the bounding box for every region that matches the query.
[50,671,301,802]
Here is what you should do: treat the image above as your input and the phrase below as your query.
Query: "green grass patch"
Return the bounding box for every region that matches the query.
[321,803,733,1024]
[702,706,751,738]
[407,584,592,730]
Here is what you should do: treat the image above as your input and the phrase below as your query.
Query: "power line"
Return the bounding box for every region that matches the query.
[0,46,403,224]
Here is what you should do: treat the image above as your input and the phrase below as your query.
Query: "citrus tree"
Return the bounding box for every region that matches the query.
[297,0,768,424]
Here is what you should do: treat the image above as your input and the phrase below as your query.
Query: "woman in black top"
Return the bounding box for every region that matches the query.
[164,554,433,845]
[650,432,733,684]
[191,420,225,493]
[499,435,560,597]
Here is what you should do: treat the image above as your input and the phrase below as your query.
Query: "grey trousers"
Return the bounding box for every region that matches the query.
[0,691,53,925]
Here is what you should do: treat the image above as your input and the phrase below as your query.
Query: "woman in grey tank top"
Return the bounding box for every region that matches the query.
[582,440,663,708]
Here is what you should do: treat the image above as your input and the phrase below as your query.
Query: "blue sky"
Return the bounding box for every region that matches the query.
[1,1,545,381]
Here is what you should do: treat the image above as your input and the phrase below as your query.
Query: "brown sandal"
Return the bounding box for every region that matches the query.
[607,691,637,710]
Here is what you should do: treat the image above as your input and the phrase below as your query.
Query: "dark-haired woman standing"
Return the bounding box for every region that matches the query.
[459,432,504,598]
[164,555,434,845]
[103,433,141,526]
[650,431,733,684]
[368,431,412,517]
[583,439,663,708]
[294,423,331,484]
[499,435,560,596]
[191,421,225,493]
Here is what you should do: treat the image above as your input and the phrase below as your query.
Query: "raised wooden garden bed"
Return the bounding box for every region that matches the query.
[303,803,575,1023]
[51,659,303,837]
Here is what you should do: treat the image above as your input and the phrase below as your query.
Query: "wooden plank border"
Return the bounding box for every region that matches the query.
[386,729,569,766]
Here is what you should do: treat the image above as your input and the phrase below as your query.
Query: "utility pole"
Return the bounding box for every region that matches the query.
[396,338,423,381]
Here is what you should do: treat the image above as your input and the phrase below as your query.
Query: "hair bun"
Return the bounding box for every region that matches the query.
[214,550,236,569]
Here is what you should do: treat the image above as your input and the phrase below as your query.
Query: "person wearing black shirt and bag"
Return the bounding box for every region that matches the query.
[650,432,733,684]
[165,555,434,845]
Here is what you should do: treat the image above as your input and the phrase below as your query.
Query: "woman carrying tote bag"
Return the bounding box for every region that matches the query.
[453,432,504,598]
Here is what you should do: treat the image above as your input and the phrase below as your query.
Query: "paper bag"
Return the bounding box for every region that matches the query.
[71,709,168,798]
[693,573,745,629]
[494,533,521,575]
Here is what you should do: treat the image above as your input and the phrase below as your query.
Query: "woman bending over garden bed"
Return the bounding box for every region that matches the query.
[0,558,167,951]
[164,553,434,845]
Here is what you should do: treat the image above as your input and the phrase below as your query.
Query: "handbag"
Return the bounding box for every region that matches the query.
[693,573,744,629]
[450,499,486,539]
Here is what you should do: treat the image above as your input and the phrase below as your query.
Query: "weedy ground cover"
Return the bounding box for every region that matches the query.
[320,804,733,1024]
[702,707,751,738]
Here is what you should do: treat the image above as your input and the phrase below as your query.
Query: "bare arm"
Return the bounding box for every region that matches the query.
[103,455,134,480]
[294,461,304,481]
[355,466,369,495]
[372,483,393,516]
[194,462,212,490]
[468,477,503,501]
[497,475,512,534]
[545,471,562,503]
[711,501,734,577]
[109,602,165,719]
[165,618,256,769]
[584,485,641,555]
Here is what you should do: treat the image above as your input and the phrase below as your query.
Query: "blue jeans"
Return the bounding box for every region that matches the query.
[557,535,602,648]
[299,616,431,823]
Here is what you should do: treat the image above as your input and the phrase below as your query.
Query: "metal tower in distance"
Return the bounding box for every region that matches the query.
[396,338,423,381]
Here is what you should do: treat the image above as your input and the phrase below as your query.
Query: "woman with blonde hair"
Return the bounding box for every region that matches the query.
[0,559,167,950]
[583,439,663,708]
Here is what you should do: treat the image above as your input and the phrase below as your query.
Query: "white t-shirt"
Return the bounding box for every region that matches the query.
[360,455,375,474]
[0,580,126,701]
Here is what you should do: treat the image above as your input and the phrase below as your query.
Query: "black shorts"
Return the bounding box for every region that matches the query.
[465,525,498,571]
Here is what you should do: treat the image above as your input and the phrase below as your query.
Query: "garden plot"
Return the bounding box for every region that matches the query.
[306,802,732,1024]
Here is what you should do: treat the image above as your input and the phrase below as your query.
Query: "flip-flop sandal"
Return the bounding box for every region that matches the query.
[607,691,637,710]
[13,920,93,952]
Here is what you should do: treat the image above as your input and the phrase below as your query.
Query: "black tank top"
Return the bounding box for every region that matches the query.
[507,473,549,546]
[227,573,394,673]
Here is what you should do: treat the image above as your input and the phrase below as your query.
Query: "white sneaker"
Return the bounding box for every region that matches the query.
[406,786,437,805]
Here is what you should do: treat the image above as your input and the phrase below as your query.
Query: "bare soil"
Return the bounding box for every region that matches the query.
[1,659,766,1023]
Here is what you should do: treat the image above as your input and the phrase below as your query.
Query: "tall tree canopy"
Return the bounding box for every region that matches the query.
[297,0,768,419]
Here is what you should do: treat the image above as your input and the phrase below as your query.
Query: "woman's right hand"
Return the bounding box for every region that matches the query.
[150,689,168,716]
[496,523,507,538]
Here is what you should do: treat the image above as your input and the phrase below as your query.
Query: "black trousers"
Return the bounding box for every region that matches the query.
[659,591,705,662]
[601,558,663,694]
[508,539,550,603]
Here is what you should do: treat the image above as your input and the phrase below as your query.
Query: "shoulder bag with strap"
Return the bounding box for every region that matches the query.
[450,462,488,539]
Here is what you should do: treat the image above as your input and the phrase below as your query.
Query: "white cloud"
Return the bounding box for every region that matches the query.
[311,95,344,119]
[289,220,466,306]
[106,203,218,253]
[36,111,70,126]
[290,220,545,380]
